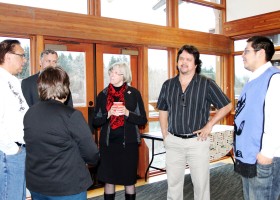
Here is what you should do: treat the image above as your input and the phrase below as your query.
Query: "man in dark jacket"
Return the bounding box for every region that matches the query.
[21,49,73,107]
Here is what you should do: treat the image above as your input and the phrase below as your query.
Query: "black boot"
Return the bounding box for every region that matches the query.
[104,193,115,200]
[125,193,136,200]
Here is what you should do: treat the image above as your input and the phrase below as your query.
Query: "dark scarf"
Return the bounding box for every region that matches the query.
[106,83,126,129]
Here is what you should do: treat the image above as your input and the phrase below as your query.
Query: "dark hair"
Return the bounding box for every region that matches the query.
[40,49,58,59]
[0,39,21,65]
[176,45,202,74]
[247,36,275,61]
[37,66,70,101]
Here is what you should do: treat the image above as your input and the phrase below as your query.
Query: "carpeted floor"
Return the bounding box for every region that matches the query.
[88,163,243,200]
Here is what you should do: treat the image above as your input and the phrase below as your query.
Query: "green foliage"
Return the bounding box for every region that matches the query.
[108,55,129,67]
[201,66,216,80]
[57,52,86,104]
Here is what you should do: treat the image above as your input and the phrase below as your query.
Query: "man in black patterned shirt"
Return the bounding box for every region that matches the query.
[157,44,232,200]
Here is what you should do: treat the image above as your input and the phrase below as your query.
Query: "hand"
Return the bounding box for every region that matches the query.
[162,132,168,140]
[116,105,125,116]
[109,105,120,116]
[257,153,273,165]
[110,105,128,116]
[117,105,129,116]
[193,124,212,141]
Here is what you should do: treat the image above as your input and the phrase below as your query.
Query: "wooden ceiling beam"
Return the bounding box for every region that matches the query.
[0,3,230,54]
[224,11,280,39]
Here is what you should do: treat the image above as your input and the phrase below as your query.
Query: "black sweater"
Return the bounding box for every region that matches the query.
[24,99,99,196]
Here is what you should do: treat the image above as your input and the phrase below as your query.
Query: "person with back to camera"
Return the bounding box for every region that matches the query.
[21,49,73,107]
[92,62,147,200]
[23,66,99,200]
[234,36,280,200]
[0,39,29,200]
[157,44,232,200]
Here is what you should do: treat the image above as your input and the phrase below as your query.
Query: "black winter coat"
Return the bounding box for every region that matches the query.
[92,85,147,145]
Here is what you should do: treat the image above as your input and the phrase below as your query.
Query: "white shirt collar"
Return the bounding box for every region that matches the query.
[249,62,272,82]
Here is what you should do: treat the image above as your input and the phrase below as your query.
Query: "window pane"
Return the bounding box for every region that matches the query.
[0,0,87,14]
[234,39,247,52]
[272,51,280,67]
[0,36,30,80]
[179,2,221,34]
[103,54,130,88]
[148,49,168,121]
[200,54,219,83]
[101,0,166,26]
[234,55,251,100]
[266,34,280,47]
[57,51,86,107]
[235,34,280,52]
[149,121,161,132]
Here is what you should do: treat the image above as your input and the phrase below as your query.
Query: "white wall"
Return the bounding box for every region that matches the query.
[226,0,280,21]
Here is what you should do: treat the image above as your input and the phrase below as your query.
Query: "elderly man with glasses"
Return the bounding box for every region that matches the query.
[0,39,29,200]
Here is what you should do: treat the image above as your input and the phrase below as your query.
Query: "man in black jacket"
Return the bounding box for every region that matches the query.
[21,49,73,107]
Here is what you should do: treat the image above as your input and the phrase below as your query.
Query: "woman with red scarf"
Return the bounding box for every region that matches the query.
[93,62,147,200]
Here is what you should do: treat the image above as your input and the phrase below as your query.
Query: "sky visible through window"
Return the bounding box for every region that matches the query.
[0,0,87,14]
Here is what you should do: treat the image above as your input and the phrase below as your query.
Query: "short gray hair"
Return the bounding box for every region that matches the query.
[108,62,132,84]
[40,49,58,60]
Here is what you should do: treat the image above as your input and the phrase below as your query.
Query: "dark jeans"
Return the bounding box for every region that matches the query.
[242,157,280,200]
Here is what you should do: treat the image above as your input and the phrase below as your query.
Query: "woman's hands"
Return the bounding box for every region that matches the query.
[108,104,129,118]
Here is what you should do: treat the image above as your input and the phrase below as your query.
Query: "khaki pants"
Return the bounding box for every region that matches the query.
[163,133,210,200]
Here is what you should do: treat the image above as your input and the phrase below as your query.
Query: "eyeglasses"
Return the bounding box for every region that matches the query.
[109,71,123,76]
[243,49,260,55]
[10,52,26,58]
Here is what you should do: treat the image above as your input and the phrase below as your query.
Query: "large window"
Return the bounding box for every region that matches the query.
[56,51,86,107]
[0,36,30,80]
[0,0,87,14]
[234,55,251,98]
[179,1,222,34]
[148,49,168,132]
[101,0,166,26]
[200,54,220,83]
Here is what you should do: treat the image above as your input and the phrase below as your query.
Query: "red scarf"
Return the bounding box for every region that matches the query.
[106,83,126,129]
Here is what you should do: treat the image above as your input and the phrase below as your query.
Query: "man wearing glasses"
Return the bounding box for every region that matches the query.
[234,36,280,200]
[21,49,73,107]
[0,39,29,200]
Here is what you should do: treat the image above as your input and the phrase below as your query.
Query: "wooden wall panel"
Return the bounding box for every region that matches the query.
[0,3,230,54]
[224,11,280,39]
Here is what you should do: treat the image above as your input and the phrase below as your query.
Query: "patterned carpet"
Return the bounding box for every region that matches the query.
[89,163,243,200]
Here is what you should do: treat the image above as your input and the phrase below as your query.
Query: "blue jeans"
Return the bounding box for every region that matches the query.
[271,157,280,200]
[242,158,280,200]
[30,191,87,200]
[0,147,26,200]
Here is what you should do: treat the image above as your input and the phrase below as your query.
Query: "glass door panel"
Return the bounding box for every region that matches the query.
[44,41,94,121]
[96,44,138,94]
[56,51,86,107]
